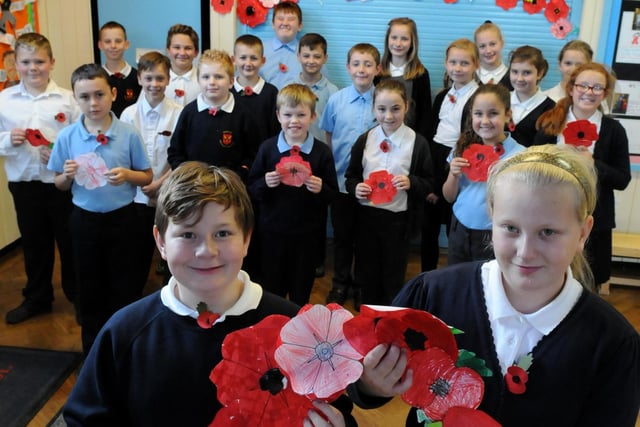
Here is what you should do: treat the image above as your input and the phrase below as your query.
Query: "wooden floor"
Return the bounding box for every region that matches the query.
[0,242,638,427]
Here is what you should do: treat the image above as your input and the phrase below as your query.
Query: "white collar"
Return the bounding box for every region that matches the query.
[170,67,197,82]
[390,63,406,77]
[233,77,265,95]
[375,123,413,147]
[102,62,132,77]
[197,92,235,113]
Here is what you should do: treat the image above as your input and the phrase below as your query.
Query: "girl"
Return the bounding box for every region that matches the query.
[376,17,432,138]
[543,40,592,102]
[474,21,512,89]
[421,38,479,272]
[443,84,525,265]
[345,79,433,305]
[351,145,640,427]
[534,62,631,292]
[508,46,555,147]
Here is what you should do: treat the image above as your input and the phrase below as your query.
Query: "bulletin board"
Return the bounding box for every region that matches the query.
[0,0,39,91]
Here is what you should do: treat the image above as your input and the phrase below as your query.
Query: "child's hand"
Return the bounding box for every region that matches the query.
[426,192,439,204]
[304,175,322,194]
[62,159,78,181]
[10,128,26,146]
[358,343,413,398]
[265,171,282,188]
[392,175,410,191]
[141,179,163,199]
[105,167,128,186]
[303,401,345,427]
[38,146,52,164]
[355,182,372,200]
[449,157,469,178]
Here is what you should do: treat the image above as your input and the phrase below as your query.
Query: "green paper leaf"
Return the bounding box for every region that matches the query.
[450,326,464,335]
[457,349,494,377]
[196,301,208,314]
[517,353,533,371]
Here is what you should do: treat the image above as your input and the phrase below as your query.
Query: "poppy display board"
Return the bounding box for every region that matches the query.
[0,0,39,91]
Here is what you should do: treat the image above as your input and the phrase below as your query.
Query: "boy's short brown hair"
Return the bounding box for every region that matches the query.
[347,43,380,65]
[99,21,128,40]
[155,162,254,239]
[234,34,264,57]
[70,63,110,91]
[299,33,327,55]
[276,83,317,114]
[137,51,171,77]
[15,33,53,59]
[272,1,302,23]
[166,24,200,52]
[198,49,234,81]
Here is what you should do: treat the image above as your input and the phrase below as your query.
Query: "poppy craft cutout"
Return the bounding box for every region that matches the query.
[54,112,67,123]
[237,0,268,28]
[274,304,364,401]
[461,144,501,182]
[209,315,314,426]
[275,145,312,187]
[211,0,234,14]
[364,170,397,205]
[74,152,110,190]
[25,129,52,148]
[562,119,598,148]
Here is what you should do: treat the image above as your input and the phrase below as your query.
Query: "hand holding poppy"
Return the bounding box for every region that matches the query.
[9,128,27,146]
[357,343,413,398]
[265,170,282,188]
[391,174,410,191]
[61,159,79,182]
[448,157,470,178]
[104,167,128,186]
[355,181,372,200]
[303,401,346,427]
[304,175,322,194]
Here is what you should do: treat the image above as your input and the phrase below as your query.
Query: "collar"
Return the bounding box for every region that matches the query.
[568,107,603,127]
[448,80,479,98]
[170,67,197,82]
[140,95,165,116]
[160,271,263,324]
[103,62,132,78]
[298,74,328,90]
[272,37,298,53]
[375,123,411,147]
[478,63,507,80]
[348,84,374,104]
[233,76,265,95]
[277,130,314,154]
[511,89,546,108]
[16,80,62,98]
[390,63,405,77]
[79,111,117,141]
[197,93,235,113]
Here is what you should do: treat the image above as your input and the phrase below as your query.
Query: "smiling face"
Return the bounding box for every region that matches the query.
[569,69,607,119]
[277,103,316,144]
[167,34,198,74]
[98,28,129,63]
[297,45,327,79]
[559,49,588,84]
[472,92,510,146]
[233,43,264,84]
[347,51,380,93]
[445,47,477,89]
[272,11,302,44]
[198,61,233,105]
[387,24,412,64]
[475,29,504,70]
[73,77,116,125]
[510,60,542,101]
[15,46,54,94]
[138,65,169,107]
[374,89,408,136]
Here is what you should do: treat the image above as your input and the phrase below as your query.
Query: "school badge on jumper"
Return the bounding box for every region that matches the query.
[220,131,233,147]
[125,89,135,101]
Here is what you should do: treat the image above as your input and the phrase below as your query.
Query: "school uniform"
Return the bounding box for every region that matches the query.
[103,63,141,117]
[292,74,339,143]
[508,90,555,147]
[477,64,513,90]
[261,37,303,90]
[231,77,280,139]
[165,67,200,106]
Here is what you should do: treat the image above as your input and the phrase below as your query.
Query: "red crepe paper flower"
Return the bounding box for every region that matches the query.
[343,305,458,362]
[442,407,502,427]
[544,0,569,23]
[403,348,484,421]
[196,302,220,329]
[237,0,268,28]
[210,315,314,427]
[274,304,363,401]
[209,107,219,116]
[563,120,598,148]
[242,85,254,96]
[211,0,234,14]
[96,132,109,145]
[364,170,397,205]
[158,130,172,137]
[523,0,546,14]
[25,129,51,147]
[174,89,185,98]
[279,62,288,73]
[461,144,500,182]
[505,365,528,395]
[54,112,66,123]
[444,0,458,3]
[379,139,390,153]
[551,18,573,39]
[496,0,518,11]
[275,146,312,187]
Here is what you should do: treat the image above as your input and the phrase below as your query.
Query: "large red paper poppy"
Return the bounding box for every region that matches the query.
[25,129,51,147]
[496,0,517,10]
[442,407,501,427]
[461,144,501,182]
[210,315,313,427]
[523,0,546,14]
[274,304,363,401]
[364,170,397,205]
[402,348,484,421]
[343,305,458,361]
[211,0,233,14]
[275,146,312,187]
[544,0,569,23]
[563,119,598,148]
[237,0,268,28]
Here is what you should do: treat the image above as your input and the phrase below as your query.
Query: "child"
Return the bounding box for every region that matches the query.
[543,40,592,102]
[345,79,433,305]
[120,51,183,290]
[248,84,338,306]
[507,46,555,147]
[0,33,80,324]
[320,43,380,309]
[167,49,258,181]
[421,38,479,272]
[352,145,640,427]
[261,0,304,89]
[47,64,152,354]
[534,63,631,292]
[164,23,201,105]
[98,21,141,117]
[443,84,525,265]
[231,34,280,139]
[63,162,353,427]
[474,20,512,90]
[294,33,338,144]
[376,17,432,138]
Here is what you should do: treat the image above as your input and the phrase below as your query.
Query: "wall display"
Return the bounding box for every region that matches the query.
[0,0,39,91]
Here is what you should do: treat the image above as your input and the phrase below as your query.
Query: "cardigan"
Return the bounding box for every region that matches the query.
[231,82,280,139]
[507,96,555,147]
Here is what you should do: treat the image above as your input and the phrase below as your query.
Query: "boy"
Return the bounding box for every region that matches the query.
[120,51,183,290]
[320,43,380,310]
[261,1,303,89]
[48,64,152,355]
[231,34,280,139]
[98,21,141,117]
[0,33,80,324]
[63,162,353,426]
[164,23,200,106]
[248,84,338,306]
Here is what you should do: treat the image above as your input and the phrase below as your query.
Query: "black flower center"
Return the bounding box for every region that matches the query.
[430,377,451,397]
[378,182,386,190]
[404,328,427,351]
[512,375,521,384]
[247,6,255,16]
[260,368,285,395]
[577,131,585,139]
[476,153,485,161]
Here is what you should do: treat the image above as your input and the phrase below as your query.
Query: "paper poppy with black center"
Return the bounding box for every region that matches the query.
[274,304,363,401]
[544,0,569,23]
[209,314,314,427]
[523,0,546,14]
[242,85,254,96]
[96,133,109,145]
[25,129,51,147]
[54,112,67,123]
[402,347,484,421]
[237,0,268,28]
[496,0,518,11]
[174,89,185,98]
[461,143,500,182]
[343,305,458,361]
[211,0,233,14]
[551,17,573,39]
[505,365,529,395]
[441,407,501,427]
[364,170,397,205]
[563,119,598,148]
[275,146,312,187]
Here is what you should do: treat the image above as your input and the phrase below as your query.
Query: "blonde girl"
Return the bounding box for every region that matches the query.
[543,40,593,102]
[474,20,512,89]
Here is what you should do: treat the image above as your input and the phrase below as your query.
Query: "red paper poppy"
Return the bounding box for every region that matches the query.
[54,112,66,123]
[494,143,505,156]
[243,85,254,96]
[25,129,51,147]
[275,147,312,187]
[158,130,172,137]
[197,311,220,329]
[342,305,458,361]
[448,94,456,104]
[496,0,518,11]
[364,170,397,205]
[544,0,569,23]
[210,315,314,426]
[379,140,390,153]
[563,119,598,148]
[211,0,234,14]
[507,119,516,132]
[551,17,573,39]
[279,62,288,73]
[442,407,502,427]
[444,0,458,3]
[274,304,363,401]
[237,0,268,28]
[402,348,484,421]
[96,133,109,145]
[209,107,219,116]
[174,89,185,98]
[112,72,125,79]
[505,365,528,395]
[461,144,500,182]
[523,0,546,14]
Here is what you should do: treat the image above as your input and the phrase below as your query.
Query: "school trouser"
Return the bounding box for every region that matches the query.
[447,214,494,266]
[330,193,359,292]
[354,205,409,305]
[134,203,156,294]
[259,229,319,306]
[70,203,141,355]
[585,228,612,285]
[8,181,75,306]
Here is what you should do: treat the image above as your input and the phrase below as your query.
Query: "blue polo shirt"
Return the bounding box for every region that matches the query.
[261,37,302,90]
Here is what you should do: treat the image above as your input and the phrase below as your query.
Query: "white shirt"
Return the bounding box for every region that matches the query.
[433,80,479,148]
[477,63,508,85]
[389,63,406,78]
[543,83,566,103]
[165,67,200,106]
[510,89,548,124]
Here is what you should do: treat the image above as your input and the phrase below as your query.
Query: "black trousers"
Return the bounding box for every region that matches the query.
[585,228,612,285]
[447,214,494,265]
[134,203,156,293]
[330,193,359,291]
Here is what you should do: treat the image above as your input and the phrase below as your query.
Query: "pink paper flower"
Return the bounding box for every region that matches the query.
[550,17,573,39]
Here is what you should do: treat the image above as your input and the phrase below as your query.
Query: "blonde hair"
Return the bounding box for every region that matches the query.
[380,17,426,80]
[198,49,234,81]
[474,21,504,43]
[277,83,317,114]
[15,33,53,59]
[347,43,381,66]
[445,38,479,66]
[558,40,593,63]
